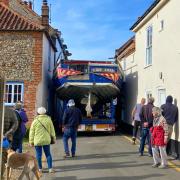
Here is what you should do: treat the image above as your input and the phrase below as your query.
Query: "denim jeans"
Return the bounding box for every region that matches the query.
[63,127,77,155]
[35,145,52,169]
[11,136,23,153]
[139,128,152,155]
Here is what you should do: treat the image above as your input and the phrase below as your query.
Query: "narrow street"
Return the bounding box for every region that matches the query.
[40,134,179,180]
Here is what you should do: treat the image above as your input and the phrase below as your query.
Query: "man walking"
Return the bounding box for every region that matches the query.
[132,98,146,144]
[62,99,82,158]
[139,97,154,156]
[1,106,18,178]
[161,95,178,155]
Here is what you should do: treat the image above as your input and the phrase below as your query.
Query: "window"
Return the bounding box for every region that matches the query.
[146,90,152,100]
[146,26,152,66]
[122,58,126,71]
[5,82,24,106]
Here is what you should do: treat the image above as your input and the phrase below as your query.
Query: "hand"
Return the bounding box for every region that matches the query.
[62,127,64,133]
[29,143,34,147]
[164,138,168,145]
[143,122,149,127]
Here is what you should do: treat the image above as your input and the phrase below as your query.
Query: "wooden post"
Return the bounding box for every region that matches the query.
[0,72,5,178]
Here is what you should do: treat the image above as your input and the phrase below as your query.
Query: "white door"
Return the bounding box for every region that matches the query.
[158,89,166,107]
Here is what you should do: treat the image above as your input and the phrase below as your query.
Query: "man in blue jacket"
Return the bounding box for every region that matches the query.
[62,99,82,158]
[161,95,178,155]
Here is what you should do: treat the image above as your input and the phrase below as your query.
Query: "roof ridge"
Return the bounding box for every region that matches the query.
[0,2,44,30]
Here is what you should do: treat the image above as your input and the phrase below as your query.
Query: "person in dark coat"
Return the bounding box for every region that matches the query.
[139,97,154,156]
[1,106,18,178]
[11,101,28,153]
[161,95,178,154]
[62,99,82,158]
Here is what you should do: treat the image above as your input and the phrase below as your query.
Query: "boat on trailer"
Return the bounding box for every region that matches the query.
[54,60,123,132]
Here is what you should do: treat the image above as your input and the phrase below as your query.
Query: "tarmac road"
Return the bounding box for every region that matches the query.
[41,133,180,180]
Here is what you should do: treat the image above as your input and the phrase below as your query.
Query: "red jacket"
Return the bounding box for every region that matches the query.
[150,126,165,146]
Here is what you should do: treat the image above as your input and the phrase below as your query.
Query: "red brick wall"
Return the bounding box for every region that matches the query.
[24,32,43,126]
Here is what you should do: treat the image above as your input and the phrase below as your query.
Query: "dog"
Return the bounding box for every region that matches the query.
[6,149,41,180]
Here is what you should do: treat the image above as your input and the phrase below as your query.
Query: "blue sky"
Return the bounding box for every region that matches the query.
[35,0,154,60]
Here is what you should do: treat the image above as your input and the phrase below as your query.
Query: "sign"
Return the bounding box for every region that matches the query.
[0,73,5,178]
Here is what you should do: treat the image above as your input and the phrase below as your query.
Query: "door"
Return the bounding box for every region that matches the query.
[158,89,166,107]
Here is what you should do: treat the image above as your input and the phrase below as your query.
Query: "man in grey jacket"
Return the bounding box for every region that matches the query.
[1,106,18,178]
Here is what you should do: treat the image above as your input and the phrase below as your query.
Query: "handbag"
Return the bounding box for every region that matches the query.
[37,120,55,144]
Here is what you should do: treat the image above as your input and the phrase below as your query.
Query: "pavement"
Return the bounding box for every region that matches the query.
[39,133,180,180]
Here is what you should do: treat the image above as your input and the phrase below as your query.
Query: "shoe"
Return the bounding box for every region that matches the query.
[132,137,136,144]
[139,153,143,156]
[39,169,42,173]
[72,154,75,158]
[64,153,70,158]
[49,168,55,173]
[152,163,160,168]
[158,165,168,169]
[148,153,153,157]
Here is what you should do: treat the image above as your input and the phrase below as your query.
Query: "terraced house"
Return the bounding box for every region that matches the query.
[116,0,180,157]
[0,0,68,123]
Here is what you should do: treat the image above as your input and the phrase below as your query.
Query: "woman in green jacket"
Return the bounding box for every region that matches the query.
[29,107,56,173]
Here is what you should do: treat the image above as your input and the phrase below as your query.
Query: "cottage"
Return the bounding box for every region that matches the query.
[0,0,68,123]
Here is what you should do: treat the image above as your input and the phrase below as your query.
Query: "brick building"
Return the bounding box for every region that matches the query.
[0,0,68,124]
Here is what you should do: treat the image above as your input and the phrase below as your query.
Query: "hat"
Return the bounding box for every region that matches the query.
[37,107,46,115]
[67,99,75,107]
[14,102,23,110]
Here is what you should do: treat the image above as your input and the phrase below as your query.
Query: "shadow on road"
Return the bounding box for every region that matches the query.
[51,174,164,180]
[54,161,151,173]
[53,151,139,162]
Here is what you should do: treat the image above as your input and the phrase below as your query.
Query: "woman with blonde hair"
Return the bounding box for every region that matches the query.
[151,107,168,169]
[29,107,56,173]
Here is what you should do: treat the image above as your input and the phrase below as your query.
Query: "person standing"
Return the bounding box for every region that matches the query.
[62,99,82,158]
[161,95,178,154]
[139,97,155,156]
[11,101,28,153]
[131,98,146,144]
[29,107,56,173]
[151,107,168,169]
[1,106,18,178]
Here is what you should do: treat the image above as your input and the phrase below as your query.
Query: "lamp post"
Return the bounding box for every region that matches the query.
[0,72,5,178]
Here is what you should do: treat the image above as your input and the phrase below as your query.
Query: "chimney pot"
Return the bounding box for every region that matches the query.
[24,1,28,5]
[28,1,32,9]
[41,0,49,29]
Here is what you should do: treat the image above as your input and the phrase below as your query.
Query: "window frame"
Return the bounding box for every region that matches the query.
[5,82,24,106]
[146,26,153,66]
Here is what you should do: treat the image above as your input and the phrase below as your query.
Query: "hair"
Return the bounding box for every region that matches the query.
[148,97,154,103]
[152,107,162,116]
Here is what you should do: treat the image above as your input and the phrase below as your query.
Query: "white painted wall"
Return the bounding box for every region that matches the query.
[119,52,139,124]
[134,0,180,141]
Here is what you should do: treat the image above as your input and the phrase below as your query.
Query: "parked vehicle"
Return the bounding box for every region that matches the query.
[53,60,124,132]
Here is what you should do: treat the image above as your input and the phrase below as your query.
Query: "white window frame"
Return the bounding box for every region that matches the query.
[157,88,166,107]
[5,82,24,106]
[146,26,153,66]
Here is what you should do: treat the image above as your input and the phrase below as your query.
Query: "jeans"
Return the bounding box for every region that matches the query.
[63,127,77,155]
[35,145,52,169]
[132,120,141,139]
[139,128,152,155]
[11,136,23,153]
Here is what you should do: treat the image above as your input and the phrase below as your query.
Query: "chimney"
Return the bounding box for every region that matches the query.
[0,0,9,6]
[24,1,28,5]
[28,1,32,9]
[41,0,49,29]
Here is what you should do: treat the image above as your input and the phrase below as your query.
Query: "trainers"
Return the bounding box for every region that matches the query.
[64,153,70,158]
[158,165,168,169]
[132,137,136,144]
[49,168,55,173]
[39,169,42,173]
[152,163,160,168]
[139,153,143,156]
[148,153,153,157]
